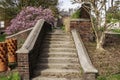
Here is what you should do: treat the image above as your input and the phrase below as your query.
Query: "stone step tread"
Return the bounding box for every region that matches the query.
[39,57,79,60]
[42,51,76,53]
[39,52,78,57]
[42,44,75,48]
[42,46,75,48]
[44,40,72,42]
[42,44,75,46]
[40,52,77,54]
[42,47,76,50]
[44,37,73,41]
[41,51,77,53]
[37,63,80,67]
[34,68,80,74]
[42,50,76,53]
[45,35,72,38]
[46,33,66,35]
[36,63,81,69]
[43,41,74,44]
[39,55,77,58]
[42,48,76,51]
[32,77,82,80]
[45,36,72,39]
[38,57,79,63]
[33,68,82,78]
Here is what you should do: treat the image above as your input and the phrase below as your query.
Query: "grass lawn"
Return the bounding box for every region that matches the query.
[0,34,6,42]
[97,74,120,80]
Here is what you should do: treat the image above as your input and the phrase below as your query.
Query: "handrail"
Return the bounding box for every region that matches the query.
[71,29,98,73]
[16,19,45,53]
[6,27,33,39]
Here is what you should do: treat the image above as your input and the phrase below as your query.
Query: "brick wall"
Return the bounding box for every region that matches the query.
[17,53,30,80]
[70,19,93,41]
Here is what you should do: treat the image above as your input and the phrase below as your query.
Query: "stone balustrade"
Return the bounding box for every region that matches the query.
[16,19,52,80]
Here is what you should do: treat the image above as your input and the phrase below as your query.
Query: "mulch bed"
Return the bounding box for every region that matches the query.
[83,36,120,76]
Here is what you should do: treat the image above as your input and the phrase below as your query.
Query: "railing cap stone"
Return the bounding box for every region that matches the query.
[16,48,29,54]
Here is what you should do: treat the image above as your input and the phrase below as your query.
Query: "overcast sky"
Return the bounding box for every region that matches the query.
[58,0,118,11]
[58,0,81,11]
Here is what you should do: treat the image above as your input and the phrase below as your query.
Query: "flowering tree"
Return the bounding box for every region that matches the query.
[6,6,55,34]
[72,0,119,50]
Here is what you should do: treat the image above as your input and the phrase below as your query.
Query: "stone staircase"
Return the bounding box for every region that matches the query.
[32,29,83,80]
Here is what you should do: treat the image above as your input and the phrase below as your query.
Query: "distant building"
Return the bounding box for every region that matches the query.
[0,21,5,34]
[110,22,120,29]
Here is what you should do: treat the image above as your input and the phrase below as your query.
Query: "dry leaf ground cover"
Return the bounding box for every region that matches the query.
[83,35,120,80]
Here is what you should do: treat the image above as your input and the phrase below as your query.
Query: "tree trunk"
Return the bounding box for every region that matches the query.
[96,32,105,50]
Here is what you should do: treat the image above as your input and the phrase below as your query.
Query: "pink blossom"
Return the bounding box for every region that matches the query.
[6,6,55,35]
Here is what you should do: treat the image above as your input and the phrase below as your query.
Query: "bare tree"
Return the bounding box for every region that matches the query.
[72,0,115,50]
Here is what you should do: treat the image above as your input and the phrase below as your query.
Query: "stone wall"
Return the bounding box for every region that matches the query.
[105,34,120,45]
[70,19,93,41]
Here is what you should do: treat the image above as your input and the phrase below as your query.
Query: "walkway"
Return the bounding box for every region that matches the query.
[32,29,83,80]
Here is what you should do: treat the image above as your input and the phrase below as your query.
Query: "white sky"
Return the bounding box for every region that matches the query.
[58,0,118,11]
[58,0,81,11]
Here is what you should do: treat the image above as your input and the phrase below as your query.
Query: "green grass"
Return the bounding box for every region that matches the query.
[97,74,120,80]
[71,10,80,19]
[61,25,65,31]
[0,72,21,80]
[111,29,120,33]
[0,34,6,42]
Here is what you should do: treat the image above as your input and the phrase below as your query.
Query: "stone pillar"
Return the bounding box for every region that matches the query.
[84,73,97,80]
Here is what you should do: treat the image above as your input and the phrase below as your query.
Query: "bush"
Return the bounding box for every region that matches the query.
[0,34,6,42]
[71,10,80,19]
[97,76,106,80]
[111,29,120,33]
[0,72,20,80]
[6,6,55,35]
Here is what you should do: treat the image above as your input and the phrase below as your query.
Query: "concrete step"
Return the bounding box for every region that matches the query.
[44,38,72,41]
[42,44,75,48]
[38,57,79,63]
[45,35,71,38]
[32,76,83,80]
[39,52,77,58]
[42,48,77,52]
[43,41,74,44]
[33,69,81,78]
[36,63,81,70]
[46,33,66,35]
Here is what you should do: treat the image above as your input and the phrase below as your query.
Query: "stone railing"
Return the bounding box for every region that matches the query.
[16,19,52,80]
[71,29,98,80]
